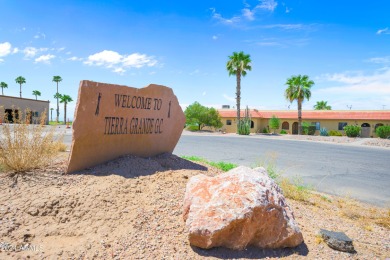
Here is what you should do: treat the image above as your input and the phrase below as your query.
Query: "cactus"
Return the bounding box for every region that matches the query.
[238,106,251,135]
[320,127,328,136]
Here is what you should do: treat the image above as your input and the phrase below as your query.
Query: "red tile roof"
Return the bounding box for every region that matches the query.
[218,110,390,120]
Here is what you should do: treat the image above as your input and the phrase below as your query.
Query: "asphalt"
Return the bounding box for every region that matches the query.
[58,127,390,207]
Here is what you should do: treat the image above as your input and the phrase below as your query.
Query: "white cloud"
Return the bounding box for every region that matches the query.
[84,50,158,74]
[261,24,304,30]
[0,42,12,57]
[317,68,390,95]
[13,47,19,54]
[211,8,240,25]
[34,32,46,39]
[23,47,38,58]
[0,58,4,63]
[256,0,278,12]
[367,56,390,64]
[376,27,390,35]
[242,8,255,21]
[35,54,55,64]
[68,56,83,61]
[212,35,218,40]
[223,94,236,102]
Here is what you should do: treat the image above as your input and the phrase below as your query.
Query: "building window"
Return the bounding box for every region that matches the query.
[282,121,289,130]
[251,120,254,129]
[312,122,320,130]
[226,120,232,126]
[33,111,39,117]
[338,122,348,130]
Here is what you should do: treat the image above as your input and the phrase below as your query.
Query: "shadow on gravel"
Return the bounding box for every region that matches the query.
[191,242,309,259]
[72,153,208,178]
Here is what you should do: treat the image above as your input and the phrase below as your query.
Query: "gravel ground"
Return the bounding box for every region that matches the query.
[0,153,389,259]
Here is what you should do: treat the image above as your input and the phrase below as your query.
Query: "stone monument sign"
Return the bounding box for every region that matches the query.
[66,80,185,173]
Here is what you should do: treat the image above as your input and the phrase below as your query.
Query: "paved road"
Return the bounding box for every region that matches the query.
[173,134,390,207]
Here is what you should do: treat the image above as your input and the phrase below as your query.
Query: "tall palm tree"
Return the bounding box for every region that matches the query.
[54,92,62,121]
[285,75,314,135]
[60,94,73,125]
[32,90,41,100]
[226,51,252,125]
[52,76,62,123]
[15,76,26,98]
[314,100,332,110]
[0,82,7,95]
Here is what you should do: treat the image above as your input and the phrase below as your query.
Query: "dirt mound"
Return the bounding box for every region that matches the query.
[0,153,388,259]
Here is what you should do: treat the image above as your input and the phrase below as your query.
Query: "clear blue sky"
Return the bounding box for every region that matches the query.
[1,0,389,119]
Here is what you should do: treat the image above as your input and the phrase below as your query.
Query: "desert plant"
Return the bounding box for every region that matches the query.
[53,76,62,123]
[0,81,8,95]
[262,127,269,134]
[376,125,390,139]
[302,122,315,135]
[237,106,251,135]
[181,156,238,172]
[344,125,361,137]
[320,127,329,136]
[15,76,26,98]
[329,130,343,136]
[280,129,287,134]
[0,109,63,174]
[32,90,41,100]
[314,100,332,110]
[269,115,280,134]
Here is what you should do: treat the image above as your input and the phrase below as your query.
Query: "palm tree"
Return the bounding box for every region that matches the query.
[15,76,26,98]
[50,108,54,122]
[285,75,314,135]
[314,100,332,110]
[32,90,41,100]
[60,94,73,125]
[0,82,7,95]
[52,76,62,123]
[226,51,252,125]
[54,92,62,121]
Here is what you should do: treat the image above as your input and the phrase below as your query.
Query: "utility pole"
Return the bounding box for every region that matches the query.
[347,105,352,110]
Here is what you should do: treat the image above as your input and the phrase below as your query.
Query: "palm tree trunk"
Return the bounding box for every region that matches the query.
[56,82,59,123]
[236,71,241,131]
[20,84,22,98]
[1,88,3,95]
[297,100,302,135]
[64,102,67,125]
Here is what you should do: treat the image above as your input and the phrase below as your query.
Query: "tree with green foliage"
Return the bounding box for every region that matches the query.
[54,92,62,120]
[0,82,8,95]
[285,75,314,135]
[15,76,26,98]
[184,102,223,131]
[269,115,280,134]
[226,51,252,126]
[52,76,62,123]
[32,90,41,100]
[314,100,332,110]
[60,94,73,125]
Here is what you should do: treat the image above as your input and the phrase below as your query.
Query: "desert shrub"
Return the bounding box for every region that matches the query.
[344,125,361,137]
[186,125,199,132]
[376,125,390,139]
[280,129,287,134]
[0,109,63,173]
[279,177,311,202]
[302,122,316,135]
[181,156,237,172]
[238,106,251,135]
[329,130,343,136]
[320,127,328,136]
[262,127,269,134]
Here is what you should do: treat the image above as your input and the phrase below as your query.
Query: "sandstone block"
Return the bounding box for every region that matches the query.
[183,166,303,250]
[67,80,185,173]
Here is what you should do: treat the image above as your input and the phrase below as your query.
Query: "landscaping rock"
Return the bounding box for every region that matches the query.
[319,229,355,253]
[183,166,304,250]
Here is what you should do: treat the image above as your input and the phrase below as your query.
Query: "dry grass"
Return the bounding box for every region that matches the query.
[0,109,65,174]
[279,177,311,202]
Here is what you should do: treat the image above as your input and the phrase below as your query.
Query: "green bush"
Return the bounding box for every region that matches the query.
[280,129,287,134]
[269,115,280,134]
[329,130,343,136]
[320,128,328,136]
[186,125,199,131]
[344,125,361,137]
[302,122,315,135]
[238,106,251,135]
[376,125,390,139]
[262,127,269,134]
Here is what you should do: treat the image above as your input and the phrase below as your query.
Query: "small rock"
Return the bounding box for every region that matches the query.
[27,207,39,216]
[319,229,355,253]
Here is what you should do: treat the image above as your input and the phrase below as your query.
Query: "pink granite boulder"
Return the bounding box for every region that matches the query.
[183,166,303,250]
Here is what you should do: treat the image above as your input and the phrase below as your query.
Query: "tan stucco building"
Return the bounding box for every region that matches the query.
[0,95,50,124]
[218,109,390,138]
